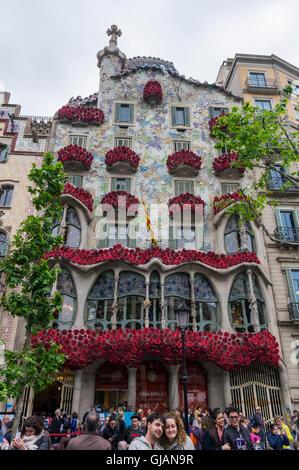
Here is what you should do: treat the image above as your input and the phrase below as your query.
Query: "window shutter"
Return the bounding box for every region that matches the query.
[208,107,214,118]
[127,225,137,249]
[111,178,117,191]
[294,210,299,229]
[184,107,190,127]
[128,104,134,123]
[285,269,297,303]
[115,103,121,123]
[125,179,131,193]
[169,225,178,250]
[0,145,9,162]
[274,209,283,228]
[185,181,194,194]
[171,107,177,126]
[99,223,108,248]
[195,224,203,251]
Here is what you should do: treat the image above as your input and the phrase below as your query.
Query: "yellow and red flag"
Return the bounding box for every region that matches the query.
[142,198,158,246]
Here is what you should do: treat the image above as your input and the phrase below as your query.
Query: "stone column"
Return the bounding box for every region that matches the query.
[168,364,180,410]
[72,369,83,415]
[190,273,197,332]
[279,360,293,413]
[145,280,150,328]
[59,204,68,240]
[127,368,137,410]
[78,367,96,419]
[247,268,260,333]
[240,223,249,252]
[222,370,232,408]
[161,281,166,330]
[111,272,119,329]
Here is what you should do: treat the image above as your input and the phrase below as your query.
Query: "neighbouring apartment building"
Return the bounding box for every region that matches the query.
[216,54,299,413]
[1,28,298,423]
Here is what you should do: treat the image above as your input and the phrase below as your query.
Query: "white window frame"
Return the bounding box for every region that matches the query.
[114,137,133,148]
[254,98,273,111]
[113,101,136,127]
[248,70,267,87]
[221,182,240,195]
[170,104,192,130]
[172,140,191,152]
[68,134,88,148]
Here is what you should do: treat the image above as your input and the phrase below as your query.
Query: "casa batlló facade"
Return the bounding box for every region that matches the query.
[1,26,298,422]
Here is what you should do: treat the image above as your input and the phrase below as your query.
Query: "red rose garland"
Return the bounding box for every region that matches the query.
[213,152,245,174]
[166,150,202,173]
[105,146,140,169]
[168,193,205,216]
[45,244,260,268]
[57,105,104,124]
[143,80,163,102]
[213,192,246,215]
[208,113,228,133]
[58,145,93,169]
[62,184,94,212]
[31,327,280,371]
[101,191,140,215]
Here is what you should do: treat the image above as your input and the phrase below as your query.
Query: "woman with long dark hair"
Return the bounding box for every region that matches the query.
[202,409,230,450]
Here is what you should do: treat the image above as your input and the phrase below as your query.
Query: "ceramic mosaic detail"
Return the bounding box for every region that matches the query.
[54,57,253,253]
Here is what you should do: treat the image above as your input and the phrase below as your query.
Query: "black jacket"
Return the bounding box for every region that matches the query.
[102,426,119,449]
[223,424,254,450]
[126,425,144,444]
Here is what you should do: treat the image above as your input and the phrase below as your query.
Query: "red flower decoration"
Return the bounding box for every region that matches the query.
[62,184,93,212]
[208,113,228,133]
[143,81,162,103]
[213,152,245,174]
[58,145,93,169]
[167,150,202,173]
[32,328,280,371]
[168,193,205,216]
[213,192,246,215]
[105,146,140,170]
[45,244,260,268]
[101,191,140,216]
[56,105,104,124]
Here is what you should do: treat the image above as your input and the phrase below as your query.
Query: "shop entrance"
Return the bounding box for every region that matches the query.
[136,360,168,413]
[179,362,208,411]
[95,362,128,412]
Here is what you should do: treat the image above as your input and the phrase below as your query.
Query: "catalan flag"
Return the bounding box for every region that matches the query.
[142,198,158,246]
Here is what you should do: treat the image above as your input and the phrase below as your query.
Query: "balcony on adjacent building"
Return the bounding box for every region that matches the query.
[288,303,299,321]
[267,176,299,193]
[245,77,279,95]
[274,226,299,243]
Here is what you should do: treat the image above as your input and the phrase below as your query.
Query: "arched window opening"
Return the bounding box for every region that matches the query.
[118,271,146,329]
[52,207,81,249]
[224,215,254,254]
[229,273,267,333]
[164,273,191,331]
[85,270,114,330]
[0,185,14,207]
[56,267,76,329]
[194,274,221,332]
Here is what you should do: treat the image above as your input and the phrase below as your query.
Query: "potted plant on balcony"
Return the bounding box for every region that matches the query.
[101,191,140,217]
[143,80,163,105]
[213,152,245,177]
[105,146,140,174]
[58,145,93,171]
[56,105,104,126]
[166,149,202,177]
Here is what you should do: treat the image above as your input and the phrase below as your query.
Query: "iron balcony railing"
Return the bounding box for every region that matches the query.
[267,176,298,192]
[274,226,299,243]
[288,303,299,321]
[246,77,278,89]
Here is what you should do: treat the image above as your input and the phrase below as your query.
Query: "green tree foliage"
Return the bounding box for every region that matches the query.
[0,153,66,439]
[212,89,299,242]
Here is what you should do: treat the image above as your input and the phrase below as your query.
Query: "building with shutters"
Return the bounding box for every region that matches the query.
[216,54,299,414]
[1,28,297,423]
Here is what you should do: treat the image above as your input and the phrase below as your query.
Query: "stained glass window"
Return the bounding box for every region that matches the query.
[118,272,146,298]
[194,274,220,331]
[164,274,191,299]
[56,268,76,328]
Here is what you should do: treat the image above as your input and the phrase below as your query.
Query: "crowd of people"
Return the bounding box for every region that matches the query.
[1,405,299,451]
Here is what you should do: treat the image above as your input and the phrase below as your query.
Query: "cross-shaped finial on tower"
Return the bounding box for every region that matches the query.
[106,25,122,47]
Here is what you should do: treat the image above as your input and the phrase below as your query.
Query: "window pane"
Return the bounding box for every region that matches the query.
[225,231,240,254]
[291,271,299,302]
[230,299,244,326]
[120,104,129,122]
[66,225,80,248]
[250,72,266,87]
[0,187,13,206]
[255,100,272,110]
[60,295,75,323]
[201,302,217,322]
[176,108,185,126]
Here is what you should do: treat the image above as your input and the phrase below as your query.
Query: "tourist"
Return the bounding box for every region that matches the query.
[66,412,111,450]
[116,408,127,442]
[11,415,50,450]
[249,406,266,449]
[191,413,204,450]
[0,415,11,437]
[50,408,63,446]
[273,416,293,449]
[129,413,165,450]
[140,416,147,436]
[4,420,13,445]
[267,424,290,450]
[102,416,120,449]
[118,440,128,450]
[222,407,254,450]
[240,416,261,449]
[157,412,194,450]
[126,414,143,444]
[99,414,110,436]
[291,410,298,439]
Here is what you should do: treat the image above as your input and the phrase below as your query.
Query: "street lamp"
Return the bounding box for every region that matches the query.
[175,301,190,434]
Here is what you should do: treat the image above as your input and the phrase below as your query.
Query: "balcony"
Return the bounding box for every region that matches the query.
[267,176,299,193]
[245,77,279,95]
[288,303,299,321]
[274,226,299,243]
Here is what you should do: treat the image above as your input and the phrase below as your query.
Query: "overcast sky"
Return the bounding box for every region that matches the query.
[0,0,298,116]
